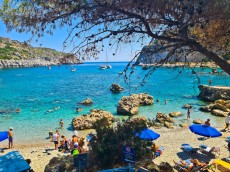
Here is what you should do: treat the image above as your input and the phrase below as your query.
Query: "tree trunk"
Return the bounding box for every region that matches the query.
[190,40,230,75]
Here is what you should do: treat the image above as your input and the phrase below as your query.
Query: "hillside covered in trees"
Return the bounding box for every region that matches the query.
[0,37,81,68]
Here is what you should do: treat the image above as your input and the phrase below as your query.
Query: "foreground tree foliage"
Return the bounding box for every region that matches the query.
[0,0,229,74]
[90,117,149,169]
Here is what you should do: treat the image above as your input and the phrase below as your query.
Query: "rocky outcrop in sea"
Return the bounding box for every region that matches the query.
[80,98,93,105]
[72,109,114,130]
[198,85,230,101]
[117,93,154,115]
[200,99,230,117]
[110,83,124,93]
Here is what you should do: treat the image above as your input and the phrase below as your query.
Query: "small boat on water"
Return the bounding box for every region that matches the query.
[106,65,112,69]
[71,68,76,72]
[99,65,107,70]
[99,50,112,70]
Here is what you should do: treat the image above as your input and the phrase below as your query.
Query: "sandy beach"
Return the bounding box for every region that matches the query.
[0,126,229,172]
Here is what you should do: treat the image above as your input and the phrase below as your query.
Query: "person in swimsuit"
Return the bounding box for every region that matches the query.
[59,119,64,128]
[187,108,191,120]
[173,159,206,172]
[205,119,211,126]
[8,127,14,149]
[52,130,60,150]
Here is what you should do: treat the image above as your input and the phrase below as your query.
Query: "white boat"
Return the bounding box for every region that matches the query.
[106,65,112,69]
[71,68,76,72]
[99,65,107,70]
[99,49,112,70]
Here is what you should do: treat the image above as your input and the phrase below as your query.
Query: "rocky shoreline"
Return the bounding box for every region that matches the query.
[0,58,82,68]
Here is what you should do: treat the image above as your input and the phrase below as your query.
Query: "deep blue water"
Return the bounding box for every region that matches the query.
[0,62,229,143]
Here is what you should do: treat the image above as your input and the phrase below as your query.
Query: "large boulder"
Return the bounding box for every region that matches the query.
[193,119,204,124]
[126,116,147,125]
[199,104,215,112]
[80,98,93,105]
[156,112,174,123]
[179,123,190,128]
[214,103,229,112]
[169,112,182,117]
[164,122,174,129]
[198,85,230,101]
[45,155,74,172]
[200,99,230,116]
[183,104,192,109]
[211,109,228,117]
[72,109,114,130]
[110,83,124,93]
[117,93,154,115]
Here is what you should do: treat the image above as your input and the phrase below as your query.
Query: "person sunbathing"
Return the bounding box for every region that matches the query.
[174,159,207,172]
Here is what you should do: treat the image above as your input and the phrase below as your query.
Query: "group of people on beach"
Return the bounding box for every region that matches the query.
[51,129,89,156]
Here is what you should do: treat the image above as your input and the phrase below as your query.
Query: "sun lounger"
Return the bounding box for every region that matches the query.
[222,157,230,163]
[211,159,230,172]
[199,144,220,157]
[174,159,204,172]
[181,144,198,155]
[174,159,192,171]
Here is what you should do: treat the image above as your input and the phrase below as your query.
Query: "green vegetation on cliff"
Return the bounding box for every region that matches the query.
[0,37,68,60]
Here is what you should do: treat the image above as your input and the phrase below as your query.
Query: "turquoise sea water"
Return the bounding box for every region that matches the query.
[0,62,229,144]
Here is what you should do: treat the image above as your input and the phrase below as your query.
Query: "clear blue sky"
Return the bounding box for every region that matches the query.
[0,20,149,62]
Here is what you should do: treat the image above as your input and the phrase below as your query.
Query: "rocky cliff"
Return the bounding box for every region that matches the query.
[135,42,207,65]
[198,85,230,101]
[0,37,81,68]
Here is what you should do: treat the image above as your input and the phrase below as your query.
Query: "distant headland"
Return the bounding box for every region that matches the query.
[0,37,82,68]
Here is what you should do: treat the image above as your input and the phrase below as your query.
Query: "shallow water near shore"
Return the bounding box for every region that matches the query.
[0,62,229,144]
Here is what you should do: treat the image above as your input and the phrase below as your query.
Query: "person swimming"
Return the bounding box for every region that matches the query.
[16,108,21,113]
[76,107,82,112]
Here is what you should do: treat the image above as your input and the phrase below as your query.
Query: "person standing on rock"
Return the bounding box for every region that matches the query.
[224,112,230,131]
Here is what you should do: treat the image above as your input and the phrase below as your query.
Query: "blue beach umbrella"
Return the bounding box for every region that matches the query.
[0,131,8,142]
[137,128,160,141]
[189,124,222,138]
